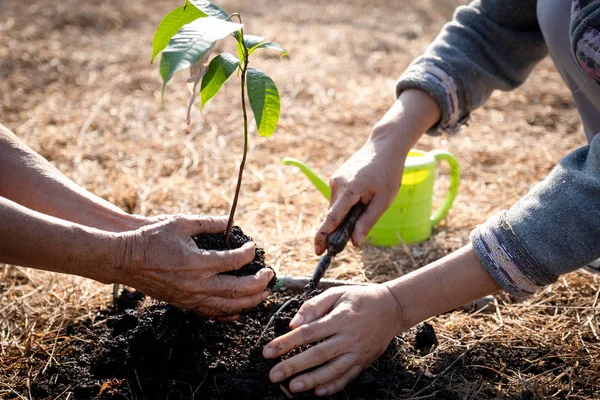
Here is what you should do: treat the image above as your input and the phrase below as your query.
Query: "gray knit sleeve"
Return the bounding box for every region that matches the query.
[471,134,600,297]
[397,0,548,135]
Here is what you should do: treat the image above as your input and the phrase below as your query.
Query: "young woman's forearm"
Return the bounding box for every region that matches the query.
[0,124,143,232]
[370,88,442,151]
[0,195,118,283]
[385,244,500,331]
[375,90,481,329]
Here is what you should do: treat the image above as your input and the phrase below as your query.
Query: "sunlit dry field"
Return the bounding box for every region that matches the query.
[1,0,599,398]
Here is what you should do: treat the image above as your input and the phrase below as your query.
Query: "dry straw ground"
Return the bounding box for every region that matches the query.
[1,0,599,398]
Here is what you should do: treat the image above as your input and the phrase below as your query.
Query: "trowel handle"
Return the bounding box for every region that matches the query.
[306,202,366,295]
[326,202,367,256]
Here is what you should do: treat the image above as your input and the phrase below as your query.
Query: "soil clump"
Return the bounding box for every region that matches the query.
[192,226,277,288]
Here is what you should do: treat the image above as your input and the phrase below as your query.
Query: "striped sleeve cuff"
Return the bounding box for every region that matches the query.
[396,58,469,135]
[470,211,558,298]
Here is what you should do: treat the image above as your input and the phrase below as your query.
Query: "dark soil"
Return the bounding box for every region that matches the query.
[28,289,409,400]
[414,322,438,356]
[17,228,575,400]
[193,226,277,288]
[25,289,579,400]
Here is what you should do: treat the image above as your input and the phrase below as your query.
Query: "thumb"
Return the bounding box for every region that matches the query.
[290,288,344,329]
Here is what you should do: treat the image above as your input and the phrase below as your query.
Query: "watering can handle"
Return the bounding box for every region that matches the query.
[429,150,460,226]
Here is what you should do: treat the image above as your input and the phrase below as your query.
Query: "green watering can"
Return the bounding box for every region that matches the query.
[282,149,460,247]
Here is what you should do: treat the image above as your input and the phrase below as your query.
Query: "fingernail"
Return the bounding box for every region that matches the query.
[289,313,305,328]
[271,370,284,382]
[263,346,276,358]
[263,268,274,279]
[262,289,271,299]
[291,381,305,392]
[315,387,328,396]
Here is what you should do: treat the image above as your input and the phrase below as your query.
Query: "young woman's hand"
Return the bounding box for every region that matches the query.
[116,215,274,319]
[314,89,441,255]
[314,133,408,255]
[262,285,403,396]
[262,245,500,396]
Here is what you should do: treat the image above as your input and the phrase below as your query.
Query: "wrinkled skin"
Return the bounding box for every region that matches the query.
[263,285,403,396]
[117,214,274,319]
[0,124,273,319]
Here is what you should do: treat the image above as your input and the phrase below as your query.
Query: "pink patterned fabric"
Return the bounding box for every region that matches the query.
[571,0,600,82]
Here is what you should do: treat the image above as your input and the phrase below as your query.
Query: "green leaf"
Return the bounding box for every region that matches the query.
[159,17,243,90]
[200,53,240,110]
[247,68,280,137]
[186,0,229,20]
[151,6,207,63]
[245,35,266,53]
[187,1,244,42]
[236,35,265,62]
[254,41,288,58]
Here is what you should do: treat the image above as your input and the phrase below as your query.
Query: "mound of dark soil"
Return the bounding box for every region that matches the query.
[21,228,571,400]
[30,289,422,400]
[25,288,574,400]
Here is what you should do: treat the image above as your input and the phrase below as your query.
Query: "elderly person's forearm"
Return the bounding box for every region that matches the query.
[0,123,144,232]
[0,198,274,317]
[0,195,118,283]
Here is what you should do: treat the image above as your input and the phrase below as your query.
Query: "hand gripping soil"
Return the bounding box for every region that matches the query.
[259,202,367,339]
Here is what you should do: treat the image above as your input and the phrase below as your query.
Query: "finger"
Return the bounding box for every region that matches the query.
[314,190,361,255]
[196,242,256,273]
[195,289,270,317]
[203,268,274,298]
[175,214,228,236]
[314,365,363,397]
[267,336,345,384]
[288,353,355,393]
[263,309,341,359]
[313,175,346,256]
[351,195,389,246]
[290,288,344,328]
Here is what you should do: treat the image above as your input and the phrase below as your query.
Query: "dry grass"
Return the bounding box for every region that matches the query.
[1,0,598,398]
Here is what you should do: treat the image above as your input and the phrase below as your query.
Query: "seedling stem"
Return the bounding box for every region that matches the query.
[225,13,249,244]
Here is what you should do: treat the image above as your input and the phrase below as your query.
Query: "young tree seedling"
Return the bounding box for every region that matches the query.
[151,0,287,244]
[112,1,286,301]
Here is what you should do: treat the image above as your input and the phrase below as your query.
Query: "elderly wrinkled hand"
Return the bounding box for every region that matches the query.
[116,214,274,319]
[262,285,403,396]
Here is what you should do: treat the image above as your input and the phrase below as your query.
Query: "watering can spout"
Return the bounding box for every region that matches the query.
[281,157,331,200]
